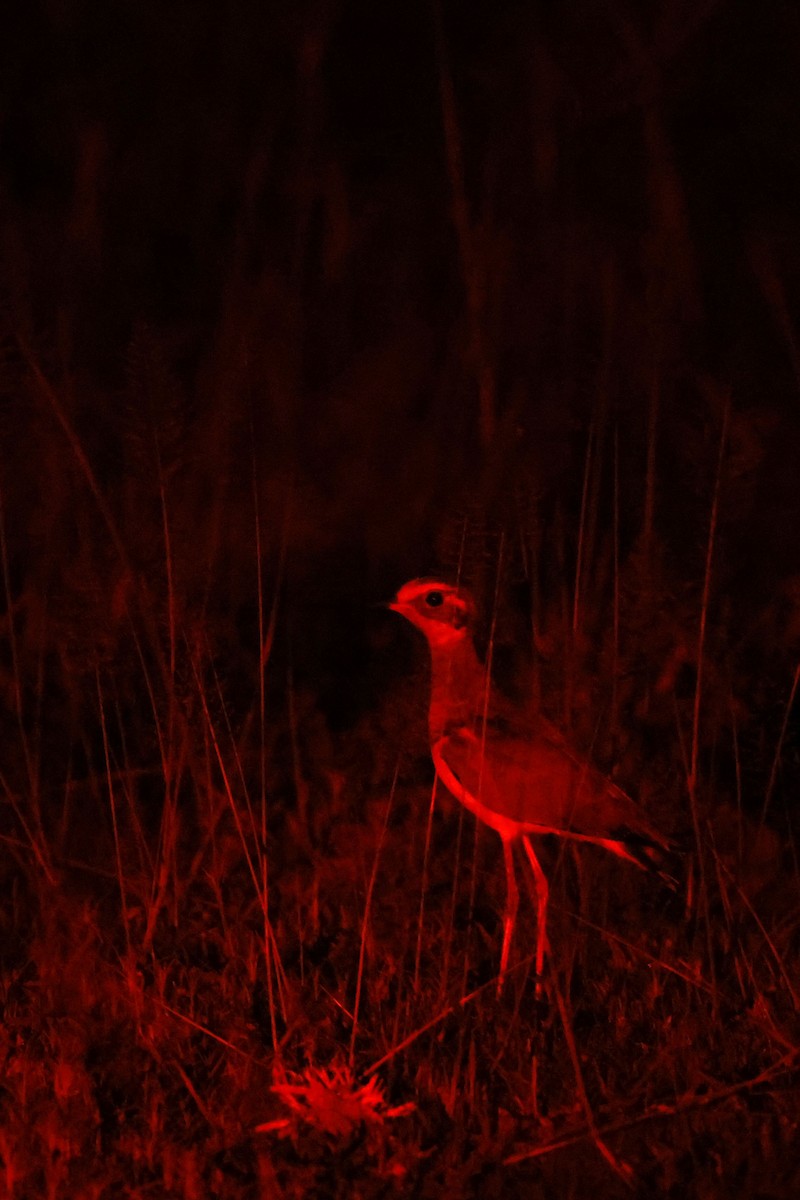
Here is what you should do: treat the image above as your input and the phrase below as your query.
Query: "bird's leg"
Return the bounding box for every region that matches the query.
[499,836,519,992]
[522,836,550,995]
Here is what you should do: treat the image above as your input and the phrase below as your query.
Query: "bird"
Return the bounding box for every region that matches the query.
[388,576,673,991]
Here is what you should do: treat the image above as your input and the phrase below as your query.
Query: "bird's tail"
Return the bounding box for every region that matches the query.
[621,835,682,891]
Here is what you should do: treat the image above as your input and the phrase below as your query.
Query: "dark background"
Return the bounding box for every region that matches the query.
[2,0,800,784]
[2,4,800,1195]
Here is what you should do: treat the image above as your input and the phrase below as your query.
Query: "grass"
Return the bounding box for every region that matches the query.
[0,485,798,1197]
[2,3,799,1193]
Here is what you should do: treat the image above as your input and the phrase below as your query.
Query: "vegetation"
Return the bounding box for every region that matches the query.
[1,1,799,1195]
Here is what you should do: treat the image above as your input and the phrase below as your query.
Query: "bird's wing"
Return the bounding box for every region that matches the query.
[436,720,668,850]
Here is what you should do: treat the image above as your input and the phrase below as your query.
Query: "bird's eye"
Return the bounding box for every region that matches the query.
[425,590,444,608]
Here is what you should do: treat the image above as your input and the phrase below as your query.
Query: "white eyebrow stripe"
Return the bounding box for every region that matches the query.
[397,581,455,603]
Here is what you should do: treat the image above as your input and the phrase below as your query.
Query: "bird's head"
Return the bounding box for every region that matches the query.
[388,578,477,647]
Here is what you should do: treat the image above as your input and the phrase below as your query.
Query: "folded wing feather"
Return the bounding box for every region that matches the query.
[435,720,669,853]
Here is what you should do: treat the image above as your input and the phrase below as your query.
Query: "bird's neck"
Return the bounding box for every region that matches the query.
[426,634,489,739]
